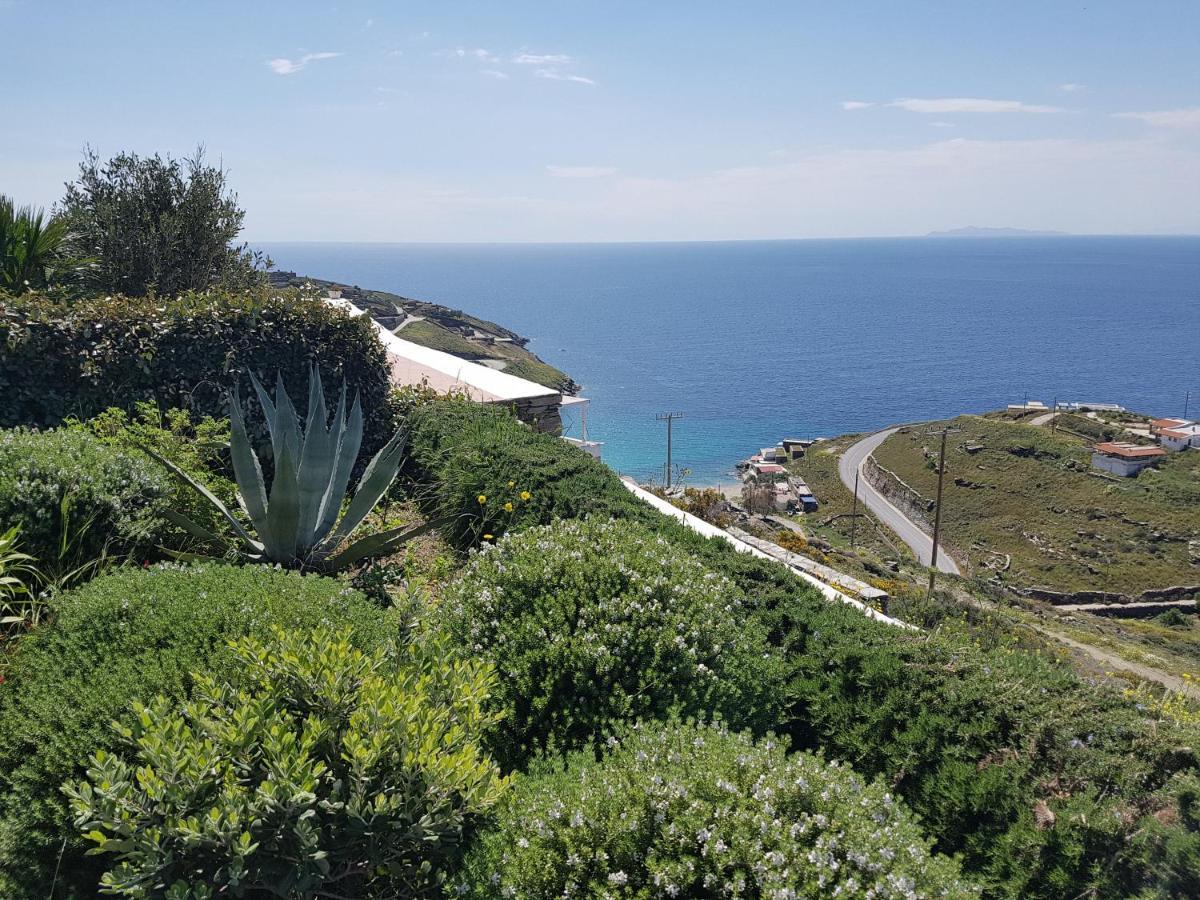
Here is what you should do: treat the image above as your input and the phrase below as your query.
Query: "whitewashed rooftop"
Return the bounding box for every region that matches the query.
[328,297,559,403]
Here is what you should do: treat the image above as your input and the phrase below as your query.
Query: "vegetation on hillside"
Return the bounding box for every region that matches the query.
[872,415,1200,594]
[272,272,578,392]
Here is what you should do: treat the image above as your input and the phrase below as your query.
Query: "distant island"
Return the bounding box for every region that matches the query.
[926,226,1068,238]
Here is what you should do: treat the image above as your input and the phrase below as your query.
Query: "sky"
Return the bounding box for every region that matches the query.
[3,1,1199,242]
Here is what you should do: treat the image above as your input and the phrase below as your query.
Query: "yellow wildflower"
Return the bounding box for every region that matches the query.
[477,494,487,504]
[508,480,515,488]
[520,490,532,501]
[504,502,513,512]
[483,533,494,540]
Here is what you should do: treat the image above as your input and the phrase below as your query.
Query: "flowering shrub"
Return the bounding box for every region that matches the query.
[458,720,977,898]
[0,563,396,897]
[439,518,785,768]
[0,425,173,574]
[65,625,507,898]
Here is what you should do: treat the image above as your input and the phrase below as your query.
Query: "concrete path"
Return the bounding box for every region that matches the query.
[837,428,961,575]
[1029,411,1058,426]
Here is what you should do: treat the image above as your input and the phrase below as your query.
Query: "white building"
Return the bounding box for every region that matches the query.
[1159,424,1200,452]
[327,296,601,458]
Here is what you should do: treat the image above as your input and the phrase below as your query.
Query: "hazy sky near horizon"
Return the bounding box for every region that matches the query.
[4,1,1199,242]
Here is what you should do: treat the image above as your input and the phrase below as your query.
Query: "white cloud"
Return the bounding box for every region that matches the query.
[513,52,572,65]
[889,97,1063,114]
[546,165,617,178]
[535,68,596,85]
[481,69,509,80]
[1114,107,1200,129]
[267,52,342,76]
[441,47,499,63]
[930,121,956,128]
[250,136,1200,241]
[1058,83,1083,93]
[841,101,873,110]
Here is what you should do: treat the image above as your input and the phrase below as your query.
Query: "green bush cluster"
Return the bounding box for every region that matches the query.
[440,518,785,769]
[409,399,1200,898]
[65,625,507,898]
[0,563,396,898]
[459,720,977,898]
[405,400,644,549]
[0,289,399,463]
[0,425,174,573]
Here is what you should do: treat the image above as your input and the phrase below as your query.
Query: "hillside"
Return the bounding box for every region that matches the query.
[871,414,1200,596]
[268,272,579,394]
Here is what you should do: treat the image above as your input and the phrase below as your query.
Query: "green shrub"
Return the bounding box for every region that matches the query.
[459,720,977,898]
[409,400,1200,897]
[0,563,396,898]
[65,625,507,898]
[764,592,1200,898]
[0,425,173,576]
[439,517,785,769]
[405,400,644,549]
[85,402,238,549]
[0,288,399,464]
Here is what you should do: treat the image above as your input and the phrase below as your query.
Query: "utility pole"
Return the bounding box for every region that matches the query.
[656,412,684,490]
[924,424,962,600]
[1186,390,1191,420]
[1052,396,1057,432]
[850,469,860,548]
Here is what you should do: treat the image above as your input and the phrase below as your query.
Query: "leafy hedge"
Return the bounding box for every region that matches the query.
[0,426,174,572]
[0,289,399,463]
[407,399,1200,898]
[0,563,397,898]
[440,518,784,769]
[459,720,977,898]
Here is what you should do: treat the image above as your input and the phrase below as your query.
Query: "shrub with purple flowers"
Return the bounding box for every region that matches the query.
[458,720,978,898]
[438,517,785,769]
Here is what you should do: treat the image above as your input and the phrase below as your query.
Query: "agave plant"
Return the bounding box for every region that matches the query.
[153,367,438,572]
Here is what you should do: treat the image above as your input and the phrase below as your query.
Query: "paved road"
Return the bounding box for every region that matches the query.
[1029,411,1058,426]
[837,428,961,575]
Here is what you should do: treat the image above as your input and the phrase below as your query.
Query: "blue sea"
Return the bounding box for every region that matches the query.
[258,237,1200,485]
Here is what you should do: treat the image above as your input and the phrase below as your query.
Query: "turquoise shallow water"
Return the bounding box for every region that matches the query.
[258,237,1199,485]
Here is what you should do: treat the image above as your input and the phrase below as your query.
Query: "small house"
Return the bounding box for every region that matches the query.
[1091,441,1166,477]
[1150,417,1192,436]
[1159,424,1200,452]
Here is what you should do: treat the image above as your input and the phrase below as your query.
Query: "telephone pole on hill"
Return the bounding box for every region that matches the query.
[924,424,962,600]
[849,469,861,548]
[656,412,684,490]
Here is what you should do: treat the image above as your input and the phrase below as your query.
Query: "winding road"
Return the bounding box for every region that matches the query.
[837,428,961,575]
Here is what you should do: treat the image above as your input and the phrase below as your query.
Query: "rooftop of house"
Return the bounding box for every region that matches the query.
[327,297,559,403]
[1161,424,1200,438]
[1152,417,1193,430]
[1093,441,1167,460]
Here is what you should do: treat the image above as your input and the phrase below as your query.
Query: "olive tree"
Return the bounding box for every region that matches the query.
[60,147,266,297]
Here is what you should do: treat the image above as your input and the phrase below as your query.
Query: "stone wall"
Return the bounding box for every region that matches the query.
[862,455,935,533]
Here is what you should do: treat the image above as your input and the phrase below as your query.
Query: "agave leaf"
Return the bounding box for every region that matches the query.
[262,428,301,562]
[273,371,302,466]
[160,509,227,547]
[320,515,450,572]
[249,371,277,447]
[314,389,362,540]
[295,368,334,551]
[309,382,348,544]
[140,445,261,550]
[228,389,269,533]
[315,428,406,556]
